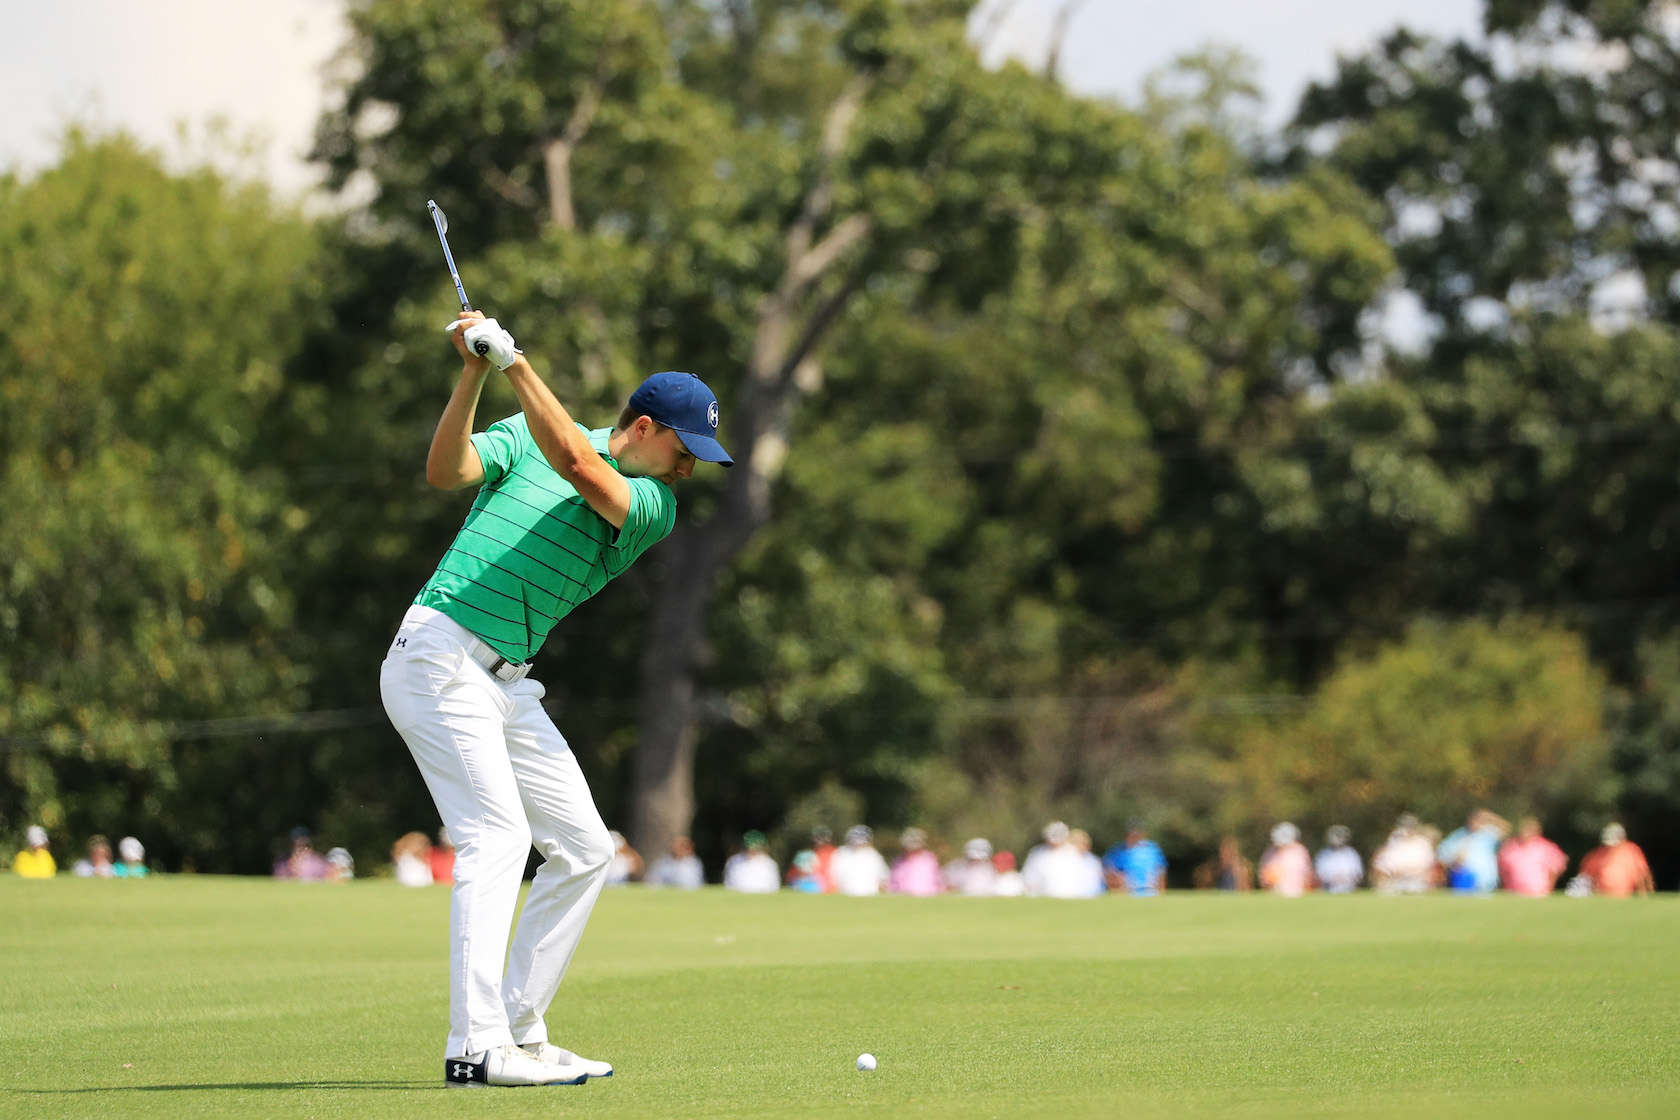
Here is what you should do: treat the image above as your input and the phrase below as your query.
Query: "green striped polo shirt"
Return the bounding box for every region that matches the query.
[414,413,677,662]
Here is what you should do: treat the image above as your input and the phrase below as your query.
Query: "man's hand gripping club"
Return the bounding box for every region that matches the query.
[445,311,520,370]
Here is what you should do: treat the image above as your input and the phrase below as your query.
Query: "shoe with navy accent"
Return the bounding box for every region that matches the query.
[444,1044,588,1087]
[521,1041,613,1080]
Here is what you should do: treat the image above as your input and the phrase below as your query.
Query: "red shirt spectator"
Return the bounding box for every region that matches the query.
[429,827,455,885]
[1579,824,1653,897]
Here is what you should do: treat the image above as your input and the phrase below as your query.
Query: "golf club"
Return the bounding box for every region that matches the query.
[427,199,488,355]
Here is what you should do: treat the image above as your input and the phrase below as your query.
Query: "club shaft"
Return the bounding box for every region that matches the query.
[428,200,472,312]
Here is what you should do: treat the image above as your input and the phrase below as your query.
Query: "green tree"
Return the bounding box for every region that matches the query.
[0,135,326,867]
[1194,619,1615,853]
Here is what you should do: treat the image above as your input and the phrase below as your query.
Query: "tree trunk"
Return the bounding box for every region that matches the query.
[629,77,873,862]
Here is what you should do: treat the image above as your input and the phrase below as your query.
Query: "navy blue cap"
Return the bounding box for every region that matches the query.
[628,372,733,466]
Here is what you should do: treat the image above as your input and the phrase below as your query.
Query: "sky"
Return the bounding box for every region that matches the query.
[0,0,1486,200]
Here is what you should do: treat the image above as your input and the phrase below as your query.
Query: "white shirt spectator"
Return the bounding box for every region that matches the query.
[722,850,780,893]
[646,853,705,889]
[394,852,434,887]
[1021,842,1091,898]
[830,844,890,896]
[1315,845,1364,894]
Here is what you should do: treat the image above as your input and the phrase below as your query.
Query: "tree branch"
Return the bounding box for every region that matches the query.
[1045,0,1095,81]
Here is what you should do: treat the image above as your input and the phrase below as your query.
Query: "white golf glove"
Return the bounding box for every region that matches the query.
[450,317,521,370]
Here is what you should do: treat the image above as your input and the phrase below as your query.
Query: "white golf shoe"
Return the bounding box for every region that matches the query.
[521,1041,614,1080]
[444,1043,588,1087]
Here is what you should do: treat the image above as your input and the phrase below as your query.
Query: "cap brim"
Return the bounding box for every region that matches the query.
[673,429,733,466]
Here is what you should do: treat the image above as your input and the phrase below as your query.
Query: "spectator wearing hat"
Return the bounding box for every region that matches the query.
[722,831,780,893]
[114,836,149,878]
[1579,823,1654,897]
[394,831,436,887]
[944,838,998,896]
[889,828,943,896]
[72,836,116,879]
[1259,822,1314,897]
[829,825,890,896]
[430,826,456,885]
[787,850,825,892]
[645,835,705,889]
[1103,822,1167,897]
[325,847,355,881]
[605,831,643,886]
[14,825,56,878]
[1498,818,1569,897]
[1022,821,1092,898]
[1314,826,1363,894]
[274,826,330,880]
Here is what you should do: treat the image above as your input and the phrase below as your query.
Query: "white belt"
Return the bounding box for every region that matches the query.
[406,605,532,683]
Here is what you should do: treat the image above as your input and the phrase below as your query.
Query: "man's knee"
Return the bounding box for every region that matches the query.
[571,827,615,875]
[455,821,534,878]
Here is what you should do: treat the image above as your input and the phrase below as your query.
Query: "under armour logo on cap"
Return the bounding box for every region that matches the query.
[628,371,734,466]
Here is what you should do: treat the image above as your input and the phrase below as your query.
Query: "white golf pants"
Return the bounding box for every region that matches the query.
[380,605,613,1058]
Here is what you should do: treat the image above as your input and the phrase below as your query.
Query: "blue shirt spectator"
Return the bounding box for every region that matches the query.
[1102,826,1167,896]
[1437,810,1507,893]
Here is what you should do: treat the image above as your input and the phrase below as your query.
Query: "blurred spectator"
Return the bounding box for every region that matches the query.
[944,838,998,896]
[72,835,116,879]
[809,827,837,893]
[1068,829,1106,896]
[1314,826,1364,894]
[1194,837,1253,891]
[430,826,455,885]
[325,847,355,881]
[114,836,149,879]
[1438,809,1508,894]
[992,849,1026,896]
[787,850,825,893]
[14,825,56,879]
[890,827,944,896]
[392,831,435,887]
[1498,818,1569,897]
[645,835,705,889]
[1259,822,1314,897]
[1103,822,1166,897]
[830,825,890,896]
[274,826,330,880]
[1579,823,1654,897]
[606,830,643,886]
[1372,815,1438,894]
[1022,821,1092,898]
[722,830,780,893]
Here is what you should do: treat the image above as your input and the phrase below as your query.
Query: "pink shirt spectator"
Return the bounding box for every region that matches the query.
[890,849,943,896]
[1499,834,1568,897]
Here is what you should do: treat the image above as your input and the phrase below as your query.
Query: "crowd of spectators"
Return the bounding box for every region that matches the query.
[665,811,1655,898]
[6,811,1660,897]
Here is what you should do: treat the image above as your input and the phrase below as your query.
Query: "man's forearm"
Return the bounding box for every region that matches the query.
[426,362,492,489]
[501,356,599,483]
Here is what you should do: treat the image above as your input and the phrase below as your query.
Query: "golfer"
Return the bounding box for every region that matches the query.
[381,309,730,1088]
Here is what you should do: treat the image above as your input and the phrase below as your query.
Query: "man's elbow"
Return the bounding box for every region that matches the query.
[426,465,471,491]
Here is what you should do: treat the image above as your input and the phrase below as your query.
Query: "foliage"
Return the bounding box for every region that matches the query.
[1194,619,1615,854]
[0,135,325,867]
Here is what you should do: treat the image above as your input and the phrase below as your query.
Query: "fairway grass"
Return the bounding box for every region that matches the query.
[4,878,1677,1119]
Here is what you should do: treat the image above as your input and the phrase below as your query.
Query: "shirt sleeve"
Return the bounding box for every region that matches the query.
[607,476,677,567]
[470,414,532,486]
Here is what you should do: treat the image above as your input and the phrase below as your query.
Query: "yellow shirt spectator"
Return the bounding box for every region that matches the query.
[14,848,56,878]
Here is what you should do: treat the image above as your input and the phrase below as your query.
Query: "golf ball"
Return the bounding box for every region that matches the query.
[856,1053,877,1071]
